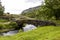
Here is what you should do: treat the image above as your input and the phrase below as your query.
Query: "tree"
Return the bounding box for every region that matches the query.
[0,7,4,16]
[45,0,60,20]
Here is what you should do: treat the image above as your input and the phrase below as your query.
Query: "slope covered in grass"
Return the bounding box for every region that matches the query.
[0,26,60,40]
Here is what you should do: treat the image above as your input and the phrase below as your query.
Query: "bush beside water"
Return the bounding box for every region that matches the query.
[0,19,9,22]
[0,22,18,32]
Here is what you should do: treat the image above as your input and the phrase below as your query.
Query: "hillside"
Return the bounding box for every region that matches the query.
[21,6,40,14]
[0,26,60,40]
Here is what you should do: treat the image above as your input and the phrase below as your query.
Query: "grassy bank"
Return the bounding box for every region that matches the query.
[0,26,60,40]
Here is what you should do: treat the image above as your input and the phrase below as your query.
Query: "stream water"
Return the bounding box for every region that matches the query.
[2,30,19,36]
[23,24,37,32]
[1,24,36,36]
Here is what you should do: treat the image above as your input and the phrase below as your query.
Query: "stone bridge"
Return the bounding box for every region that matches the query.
[14,19,56,30]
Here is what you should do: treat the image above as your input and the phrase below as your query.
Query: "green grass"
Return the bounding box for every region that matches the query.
[0,19,9,22]
[0,26,60,40]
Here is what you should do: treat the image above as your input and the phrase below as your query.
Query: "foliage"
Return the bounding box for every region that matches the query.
[9,22,18,28]
[0,10,3,16]
[21,6,54,20]
[0,22,18,32]
[21,0,60,20]
[0,19,9,22]
[0,24,4,29]
[0,26,60,40]
[45,0,60,20]
[0,6,4,16]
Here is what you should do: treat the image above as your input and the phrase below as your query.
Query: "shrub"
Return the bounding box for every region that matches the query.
[0,22,18,30]
[0,24,3,29]
[9,22,18,28]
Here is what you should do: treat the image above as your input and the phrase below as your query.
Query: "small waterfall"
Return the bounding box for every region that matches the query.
[23,24,37,32]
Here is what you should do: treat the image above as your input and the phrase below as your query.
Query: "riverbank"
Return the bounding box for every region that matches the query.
[0,26,60,40]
